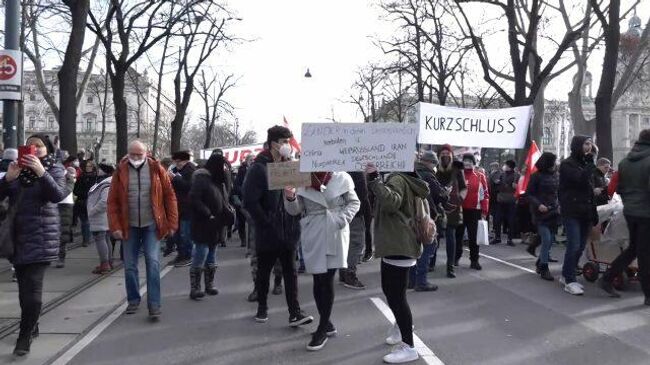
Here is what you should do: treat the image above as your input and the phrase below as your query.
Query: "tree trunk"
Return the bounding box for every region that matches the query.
[57,0,90,154]
[152,35,171,158]
[594,4,620,161]
[111,70,129,160]
[171,77,195,153]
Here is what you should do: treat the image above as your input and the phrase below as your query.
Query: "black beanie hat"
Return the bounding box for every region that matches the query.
[172,150,191,161]
[505,160,516,170]
[462,153,476,165]
[27,134,55,155]
[98,163,115,176]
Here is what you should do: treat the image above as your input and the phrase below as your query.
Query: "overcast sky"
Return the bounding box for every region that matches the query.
[213,0,649,143]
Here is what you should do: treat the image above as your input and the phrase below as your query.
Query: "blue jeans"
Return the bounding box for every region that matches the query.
[562,217,591,283]
[430,226,456,269]
[176,220,193,259]
[192,243,217,269]
[409,240,436,287]
[123,225,161,308]
[537,224,555,265]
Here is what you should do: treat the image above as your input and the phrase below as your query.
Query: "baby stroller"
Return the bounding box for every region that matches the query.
[582,196,639,290]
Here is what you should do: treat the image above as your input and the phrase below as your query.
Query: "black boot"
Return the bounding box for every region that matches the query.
[247,287,258,302]
[13,333,31,357]
[31,323,39,339]
[598,274,621,298]
[446,264,456,278]
[189,267,205,300]
[204,265,219,296]
[535,259,541,274]
[272,274,283,295]
[538,263,554,281]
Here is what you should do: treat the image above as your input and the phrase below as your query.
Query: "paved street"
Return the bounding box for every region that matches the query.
[19,240,648,365]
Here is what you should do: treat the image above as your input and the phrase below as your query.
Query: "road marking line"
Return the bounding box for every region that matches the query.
[463,247,537,274]
[370,297,445,365]
[51,265,174,365]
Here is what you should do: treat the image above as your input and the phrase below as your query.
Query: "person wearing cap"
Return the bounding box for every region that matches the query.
[1,134,69,357]
[491,160,520,246]
[73,159,99,247]
[0,148,18,174]
[87,163,116,274]
[457,153,489,270]
[107,140,178,319]
[436,145,467,278]
[169,150,197,267]
[559,135,598,296]
[409,151,448,291]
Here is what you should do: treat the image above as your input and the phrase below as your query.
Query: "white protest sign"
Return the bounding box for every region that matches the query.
[267,161,312,190]
[0,50,23,101]
[418,102,533,149]
[300,123,417,172]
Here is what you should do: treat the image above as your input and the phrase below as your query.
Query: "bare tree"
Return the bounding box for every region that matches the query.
[348,64,386,123]
[195,69,237,149]
[21,0,99,152]
[86,63,112,161]
[170,2,236,153]
[87,0,200,159]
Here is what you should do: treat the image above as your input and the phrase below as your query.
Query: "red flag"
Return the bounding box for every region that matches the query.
[283,116,301,153]
[516,141,541,198]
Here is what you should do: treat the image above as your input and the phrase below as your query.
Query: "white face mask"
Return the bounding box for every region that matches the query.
[279,143,292,158]
[129,158,145,168]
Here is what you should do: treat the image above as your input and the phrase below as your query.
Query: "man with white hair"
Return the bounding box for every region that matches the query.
[108,141,178,319]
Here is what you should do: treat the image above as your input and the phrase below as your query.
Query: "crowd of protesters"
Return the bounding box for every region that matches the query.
[2,126,650,363]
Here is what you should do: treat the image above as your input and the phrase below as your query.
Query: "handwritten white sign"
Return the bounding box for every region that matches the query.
[300,123,417,172]
[418,102,533,149]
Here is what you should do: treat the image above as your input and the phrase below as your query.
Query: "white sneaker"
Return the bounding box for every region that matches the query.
[576,282,584,290]
[383,343,419,363]
[564,282,584,296]
[386,323,402,345]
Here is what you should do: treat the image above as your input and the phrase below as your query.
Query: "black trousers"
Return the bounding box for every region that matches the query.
[494,202,516,242]
[381,261,413,347]
[236,210,247,244]
[313,269,336,332]
[14,263,49,338]
[605,215,650,297]
[456,209,481,263]
[256,248,300,316]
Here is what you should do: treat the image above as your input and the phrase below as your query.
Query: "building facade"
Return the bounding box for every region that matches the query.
[17,67,174,163]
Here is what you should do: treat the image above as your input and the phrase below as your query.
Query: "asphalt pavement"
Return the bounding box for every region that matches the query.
[8,240,650,365]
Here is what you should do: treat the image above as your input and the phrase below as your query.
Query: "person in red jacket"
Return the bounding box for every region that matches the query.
[455,153,490,270]
[607,170,619,199]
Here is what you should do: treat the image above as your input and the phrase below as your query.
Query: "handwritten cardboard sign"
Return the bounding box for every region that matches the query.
[418,102,533,148]
[300,123,417,172]
[267,161,312,190]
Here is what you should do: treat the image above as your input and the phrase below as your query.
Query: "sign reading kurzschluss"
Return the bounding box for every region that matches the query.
[300,123,417,172]
[417,102,533,149]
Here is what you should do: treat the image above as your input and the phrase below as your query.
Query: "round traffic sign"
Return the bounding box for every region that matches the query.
[0,55,17,81]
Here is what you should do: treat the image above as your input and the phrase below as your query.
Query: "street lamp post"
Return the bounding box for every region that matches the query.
[3,0,21,149]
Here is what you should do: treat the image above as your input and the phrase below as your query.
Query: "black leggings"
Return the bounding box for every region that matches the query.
[381,261,413,347]
[14,263,48,339]
[313,269,336,332]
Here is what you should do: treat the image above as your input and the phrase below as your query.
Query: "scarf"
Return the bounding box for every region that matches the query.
[310,172,332,191]
[19,154,56,187]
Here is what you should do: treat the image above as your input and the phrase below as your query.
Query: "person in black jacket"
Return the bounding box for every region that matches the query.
[187,153,226,300]
[410,151,448,291]
[170,151,197,267]
[243,125,313,326]
[592,158,611,207]
[233,154,255,247]
[526,152,559,281]
[73,159,98,246]
[492,160,520,246]
[559,135,598,296]
[339,171,371,290]
[213,149,234,247]
[1,134,69,357]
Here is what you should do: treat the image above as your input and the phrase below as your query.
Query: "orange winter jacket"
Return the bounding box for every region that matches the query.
[107,157,178,240]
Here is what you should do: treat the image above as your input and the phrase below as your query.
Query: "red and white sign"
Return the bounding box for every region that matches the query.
[0,49,23,100]
[200,143,264,168]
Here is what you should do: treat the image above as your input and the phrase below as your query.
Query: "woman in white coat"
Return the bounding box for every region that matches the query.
[285,171,360,352]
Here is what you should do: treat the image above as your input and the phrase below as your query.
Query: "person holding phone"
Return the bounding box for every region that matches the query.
[1,134,69,357]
